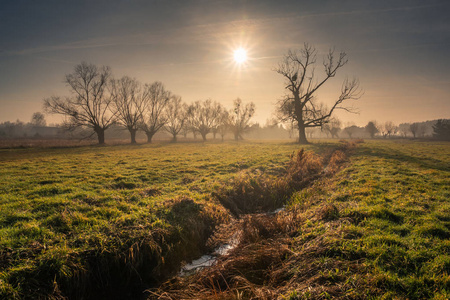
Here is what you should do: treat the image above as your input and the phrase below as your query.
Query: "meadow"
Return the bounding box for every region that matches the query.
[0,141,304,299]
[150,140,450,300]
[0,139,449,299]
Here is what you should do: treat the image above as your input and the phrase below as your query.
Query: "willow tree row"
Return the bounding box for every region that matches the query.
[43,62,255,144]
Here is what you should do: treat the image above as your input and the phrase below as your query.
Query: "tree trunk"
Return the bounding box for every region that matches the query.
[172,134,177,142]
[129,128,137,144]
[146,132,154,143]
[201,133,207,141]
[297,124,309,144]
[95,127,105,145]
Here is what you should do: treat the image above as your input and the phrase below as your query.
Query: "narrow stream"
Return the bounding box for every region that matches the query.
[179,232,240,276]
[179,206,285,276]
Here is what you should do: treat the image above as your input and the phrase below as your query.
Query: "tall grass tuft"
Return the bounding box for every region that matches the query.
[214,145,350,216]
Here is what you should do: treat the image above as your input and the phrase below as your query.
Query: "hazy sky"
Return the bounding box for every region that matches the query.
[1,0,449,126]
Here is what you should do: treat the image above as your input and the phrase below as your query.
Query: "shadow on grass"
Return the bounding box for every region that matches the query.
[357,143,450,172]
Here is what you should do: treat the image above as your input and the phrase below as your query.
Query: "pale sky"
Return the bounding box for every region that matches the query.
[1,0,449,126]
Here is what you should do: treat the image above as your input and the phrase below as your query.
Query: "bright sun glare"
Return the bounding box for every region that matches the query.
[233,48,247,64]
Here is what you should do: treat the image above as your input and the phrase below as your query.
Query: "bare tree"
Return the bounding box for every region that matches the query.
[217,110,230,141]
[329,118,341,138]
[30,112,46,127]
[365,121,378,138]
[139,82,171,143]
[228,98,256,141]
[322,118,341,138]
[418,124,427,138]
[43,62,115,144]
[164,96,187,142]
[321,124,331,138]
[110,76,144,144]
[188,99,222,141]
[275,43,361,144]
[384,121,397,138]
[410,123,419,138]
[287,120,298,139]
[398,124,409,138]
[344,125,358,139]
[180,121,190,139]
[378,123,387,138]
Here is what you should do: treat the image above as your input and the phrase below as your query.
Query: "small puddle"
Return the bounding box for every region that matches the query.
[179,232,239,276]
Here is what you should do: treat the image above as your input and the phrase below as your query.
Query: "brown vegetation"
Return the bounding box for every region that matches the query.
[214,141,355,215]
[148,141,360,299]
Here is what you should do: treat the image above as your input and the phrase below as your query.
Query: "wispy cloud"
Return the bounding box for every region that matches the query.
[1,2,447,58]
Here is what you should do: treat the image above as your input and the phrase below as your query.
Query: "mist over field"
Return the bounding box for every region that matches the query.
[1,1,450,299]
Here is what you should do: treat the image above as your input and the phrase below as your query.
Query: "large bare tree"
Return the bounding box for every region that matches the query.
[188,99,222,141]
[164,95,187,142]
[228,98,255,140]
[43,62,115,144]
[110,76,144,144]
[139,81,171,143]
[275,43,361,144]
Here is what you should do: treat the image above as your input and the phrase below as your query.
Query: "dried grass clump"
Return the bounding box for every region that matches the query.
[327,150,347,173]
[213,170,284,215]
[214,148,329,216]
[315,203,340,221]
[285,149,324,188]
[148,205,373,300]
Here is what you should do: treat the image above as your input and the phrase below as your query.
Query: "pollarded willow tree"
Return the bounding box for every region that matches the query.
[217,110,230,141]
[43,62,116,144]
[228,98,255,140]
[139,81,172,143]
[164,95,187,142]
[275,43,362,144]
[188,99,222,141]
[110,76,145,144]
[30,112,46,127]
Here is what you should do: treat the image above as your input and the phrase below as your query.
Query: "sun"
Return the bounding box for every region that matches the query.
[233,48,247,64]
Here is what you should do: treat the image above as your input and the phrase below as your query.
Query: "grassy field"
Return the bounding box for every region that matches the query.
[284,140,450,299]
[1,139,449,299]
[148,140,450,300]
[0,141,305,299]
[329,140,450,299]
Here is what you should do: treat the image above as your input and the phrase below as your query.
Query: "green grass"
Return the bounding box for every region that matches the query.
[0,141,304,299]
[286,140,450,299]
[1,139,449,299]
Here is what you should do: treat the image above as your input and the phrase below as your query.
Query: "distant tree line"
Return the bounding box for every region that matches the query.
[42,62,256,144]
[0,113,63,139]
[300,119,449,140]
